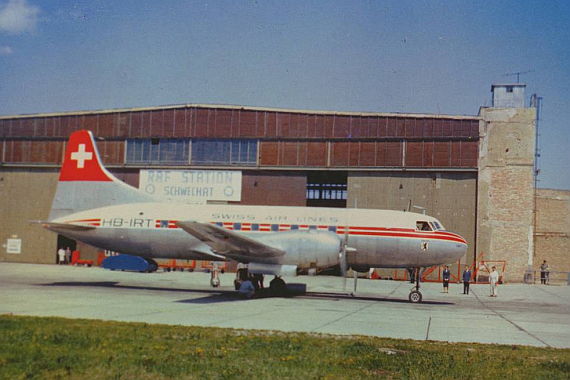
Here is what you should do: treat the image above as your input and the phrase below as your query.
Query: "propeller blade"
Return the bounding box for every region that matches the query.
[339,245,347,290]
[353,268,358,295]
[339,223,350,291]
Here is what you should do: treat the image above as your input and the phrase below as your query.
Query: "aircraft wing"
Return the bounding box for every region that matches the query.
[177,221,284,259]
[29,220,96,231]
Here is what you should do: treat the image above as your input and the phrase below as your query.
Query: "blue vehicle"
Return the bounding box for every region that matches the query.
[102,254,158,273]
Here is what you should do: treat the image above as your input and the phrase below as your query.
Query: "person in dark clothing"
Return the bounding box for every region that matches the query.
[407,268,416,283]
[540,260,549,285]
[462,265,472,295]
[269,275,287,297]
[442,265,451,293]
[252,273,264,292]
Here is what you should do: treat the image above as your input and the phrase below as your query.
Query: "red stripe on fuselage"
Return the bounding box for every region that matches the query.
[78,218,466,244]
[338,230,466,244]
[66,218,101,226]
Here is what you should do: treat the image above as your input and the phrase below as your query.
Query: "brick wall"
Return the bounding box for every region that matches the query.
[535,189,570,281]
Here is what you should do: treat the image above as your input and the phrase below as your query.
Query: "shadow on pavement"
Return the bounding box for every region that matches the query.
[41,281,234,296]
[40,281,453,305]
[301,292,455,305]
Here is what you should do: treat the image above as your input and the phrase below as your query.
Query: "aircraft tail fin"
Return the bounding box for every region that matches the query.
[49,130,154,220]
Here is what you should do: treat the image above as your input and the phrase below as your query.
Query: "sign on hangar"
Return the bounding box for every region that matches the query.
[139,170,242,203]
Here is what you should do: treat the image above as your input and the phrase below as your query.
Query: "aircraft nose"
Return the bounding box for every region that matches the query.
[451,235,468,260]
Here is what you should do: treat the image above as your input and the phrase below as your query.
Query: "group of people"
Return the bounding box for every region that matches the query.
[57,247,71,264]
[441,264,500,297]
[441,260,552,296]
[238,274,287,299]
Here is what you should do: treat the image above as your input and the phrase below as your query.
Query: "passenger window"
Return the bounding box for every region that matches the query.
[416,221,432,231]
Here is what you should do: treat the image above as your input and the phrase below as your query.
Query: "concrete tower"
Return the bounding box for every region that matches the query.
[478,83,536,282]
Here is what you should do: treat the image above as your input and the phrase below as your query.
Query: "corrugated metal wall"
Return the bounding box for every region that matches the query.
[0,108,479,139]
[0,105,479,169]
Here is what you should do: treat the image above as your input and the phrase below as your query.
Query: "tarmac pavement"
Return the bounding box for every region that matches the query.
[1,262,569,348]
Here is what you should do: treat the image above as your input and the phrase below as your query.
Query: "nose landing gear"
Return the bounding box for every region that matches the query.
[408,268,423,303]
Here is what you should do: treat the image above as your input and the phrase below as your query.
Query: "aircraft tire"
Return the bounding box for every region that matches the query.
[409,290,422,303]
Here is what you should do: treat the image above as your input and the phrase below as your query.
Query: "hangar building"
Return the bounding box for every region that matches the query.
[1,85,566,282]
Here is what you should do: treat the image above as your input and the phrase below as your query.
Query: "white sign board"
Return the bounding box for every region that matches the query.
[139,170,242,203]
[7,239,21,254]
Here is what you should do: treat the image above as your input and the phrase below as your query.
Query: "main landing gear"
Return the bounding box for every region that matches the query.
[408,268,423,303]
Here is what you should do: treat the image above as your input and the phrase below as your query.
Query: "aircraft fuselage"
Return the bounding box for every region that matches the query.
[49,202,467,271]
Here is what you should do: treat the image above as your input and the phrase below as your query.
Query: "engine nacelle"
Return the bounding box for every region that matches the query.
[258,230,341,270]
[248,263,298,276]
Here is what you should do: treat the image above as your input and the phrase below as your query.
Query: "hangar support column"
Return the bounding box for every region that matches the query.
[477,106,536,282]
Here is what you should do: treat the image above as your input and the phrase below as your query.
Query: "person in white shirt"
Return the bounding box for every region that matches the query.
[489,266,499,297]
[57,248,65,265]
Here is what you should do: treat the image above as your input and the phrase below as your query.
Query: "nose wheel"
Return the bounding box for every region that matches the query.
[408,268,423,303]
[409,289,422,303]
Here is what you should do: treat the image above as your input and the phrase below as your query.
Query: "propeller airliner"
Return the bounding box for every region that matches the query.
[35,130,467,302]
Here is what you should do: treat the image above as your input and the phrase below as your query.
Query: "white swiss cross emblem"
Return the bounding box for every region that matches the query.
[421,242,429,251]
[71,144,93,169]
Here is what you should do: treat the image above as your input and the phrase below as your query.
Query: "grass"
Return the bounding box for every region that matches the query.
[1,315,569,380]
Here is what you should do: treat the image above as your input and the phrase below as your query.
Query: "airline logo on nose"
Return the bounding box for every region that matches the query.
[71,144,93,169]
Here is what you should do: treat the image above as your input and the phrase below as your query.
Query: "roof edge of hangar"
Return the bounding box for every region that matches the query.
[1,103,481,121]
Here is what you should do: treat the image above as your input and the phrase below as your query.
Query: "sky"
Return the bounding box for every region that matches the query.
[0,0,569,190]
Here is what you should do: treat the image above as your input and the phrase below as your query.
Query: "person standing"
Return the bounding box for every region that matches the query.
[489,266,499,297]
[65,247,71,264]
[252,273,264,292]
[442,265,451,293]
[462,265,472,295]
[540,260,549,285]
[407,268,416,283]
[57,247,65,265]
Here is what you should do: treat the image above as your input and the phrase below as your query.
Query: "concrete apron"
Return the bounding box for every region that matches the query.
[1,263,569,348]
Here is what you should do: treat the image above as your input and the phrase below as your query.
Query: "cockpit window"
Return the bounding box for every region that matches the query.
[432,221,443,230]
[416,221,432,231]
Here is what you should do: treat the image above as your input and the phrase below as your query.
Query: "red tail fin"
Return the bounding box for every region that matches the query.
[59,130,113,182]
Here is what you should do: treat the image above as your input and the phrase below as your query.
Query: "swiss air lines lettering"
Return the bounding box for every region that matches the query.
[210,213,340,223]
